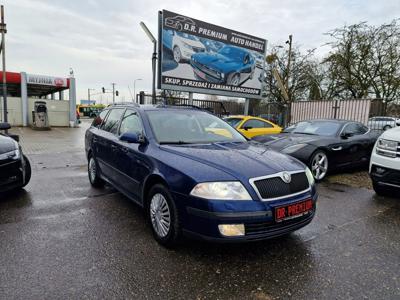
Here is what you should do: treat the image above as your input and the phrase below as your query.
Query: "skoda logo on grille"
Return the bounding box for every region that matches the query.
[281,172,291,184]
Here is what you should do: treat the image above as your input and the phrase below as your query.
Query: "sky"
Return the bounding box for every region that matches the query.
[3,0,400,103]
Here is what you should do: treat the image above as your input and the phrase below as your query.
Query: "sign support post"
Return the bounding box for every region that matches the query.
[188,92,193,105]
[0,5,7,125]
[244,98,250,115]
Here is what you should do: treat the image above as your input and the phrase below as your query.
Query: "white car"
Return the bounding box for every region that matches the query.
[171,32,205,63]
[369,126,400,196]
[367,116,400,131]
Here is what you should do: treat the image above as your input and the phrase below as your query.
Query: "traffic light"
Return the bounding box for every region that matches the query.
[102,87,105,93]
[115,90,119,96]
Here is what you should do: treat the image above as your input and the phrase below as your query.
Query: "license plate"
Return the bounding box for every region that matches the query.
[194,68,206,79]
[275,199,313,222]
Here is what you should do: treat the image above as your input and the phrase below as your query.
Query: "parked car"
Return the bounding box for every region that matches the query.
[253,119,379,181]
[224,115,282,139]
[163,29,206,63]
[367,116,400,131]
[190,45,256,86]
[369,127,400,196]
[0,122,31,192]
[85,104,317,246]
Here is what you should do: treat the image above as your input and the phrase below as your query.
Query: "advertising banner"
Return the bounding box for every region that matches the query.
[27,74,68,87]
[159,10,267,99]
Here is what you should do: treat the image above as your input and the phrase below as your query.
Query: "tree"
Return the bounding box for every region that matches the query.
[323,19,400,101]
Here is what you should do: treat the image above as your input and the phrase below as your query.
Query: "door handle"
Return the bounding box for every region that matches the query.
[121,147,129,153]
[332,146,342,151]
[111,145,118,151]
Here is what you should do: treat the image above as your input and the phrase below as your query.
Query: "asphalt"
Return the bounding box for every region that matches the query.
[0,120,399,300]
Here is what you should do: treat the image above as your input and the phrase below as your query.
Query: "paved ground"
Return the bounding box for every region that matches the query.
[0,120,399,299]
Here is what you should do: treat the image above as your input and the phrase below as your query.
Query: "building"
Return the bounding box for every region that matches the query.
[0,71,77,127]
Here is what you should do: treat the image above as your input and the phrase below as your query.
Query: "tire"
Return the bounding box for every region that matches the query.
[21,155,31,188]
[147,184,181,247]
[309,150,329,181]
[173,46,182,63]
[383,125,391,131]
[372,181,390,197]
[88,155,105,188]
[227,73,240,86]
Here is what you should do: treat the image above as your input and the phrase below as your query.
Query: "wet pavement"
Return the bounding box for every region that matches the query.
[0,120,399,299]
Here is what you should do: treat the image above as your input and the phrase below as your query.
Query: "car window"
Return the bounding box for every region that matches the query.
[284,121,341,136]
[102,108,124,134]
[119,110,143,135]
[242,119,271,129]
[92,110,109,128]
[343,123,367,136]
[225,118,243,128]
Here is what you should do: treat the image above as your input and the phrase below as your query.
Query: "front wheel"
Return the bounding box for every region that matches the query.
[372,181,390,197]
[309,150,329,181]
[148,184,181,247]
[227,73,240,86]
[21,155,31,188]
[383,125,391,131]
[173,46,182,63]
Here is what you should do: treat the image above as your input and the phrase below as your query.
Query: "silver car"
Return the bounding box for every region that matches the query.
[367,116,400,131]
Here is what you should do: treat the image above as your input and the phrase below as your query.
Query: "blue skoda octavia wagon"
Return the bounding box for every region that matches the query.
[85,104,317,246]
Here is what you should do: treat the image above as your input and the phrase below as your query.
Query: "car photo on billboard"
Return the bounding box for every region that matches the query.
[163,29,206,63]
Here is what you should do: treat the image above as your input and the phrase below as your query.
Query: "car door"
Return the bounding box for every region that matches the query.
[239,119,279,138]
[114,109,151,201]
[240,53,253,82]
[336,122,371,166]
[95,108,125,183]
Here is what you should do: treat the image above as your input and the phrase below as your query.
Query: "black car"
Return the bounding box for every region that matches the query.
[0,122,31,192]
[252,119,379,181]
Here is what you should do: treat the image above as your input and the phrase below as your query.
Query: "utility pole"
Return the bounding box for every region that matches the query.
[111,83,116,104]
[0,5,7,124]
[285,34,293,101]
[88,88,95,104]
[133,78,142,103]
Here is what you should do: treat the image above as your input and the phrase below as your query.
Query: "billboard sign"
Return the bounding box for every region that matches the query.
[27,74,68,87]
[159,10,267,99]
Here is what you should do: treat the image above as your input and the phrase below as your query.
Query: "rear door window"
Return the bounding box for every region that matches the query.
[92,110,109,128]
[102,108,125,134]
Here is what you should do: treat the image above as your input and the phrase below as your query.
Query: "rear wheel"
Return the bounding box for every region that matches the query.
[148,184,181,247]
[88,155,105,188]
[310,150,329,181]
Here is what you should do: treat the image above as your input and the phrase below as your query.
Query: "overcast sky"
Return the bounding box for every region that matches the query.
[3,0,399,103]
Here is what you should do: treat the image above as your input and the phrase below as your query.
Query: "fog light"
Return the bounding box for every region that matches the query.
[375,167,385,174]
[218,224,245,237]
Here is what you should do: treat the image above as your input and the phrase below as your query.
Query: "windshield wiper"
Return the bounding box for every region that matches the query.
[159,141,195,145]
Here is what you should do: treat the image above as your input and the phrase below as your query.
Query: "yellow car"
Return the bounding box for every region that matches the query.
[224,115,282,138]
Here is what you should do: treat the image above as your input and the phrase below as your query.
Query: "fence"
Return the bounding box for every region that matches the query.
[136,93,400,131]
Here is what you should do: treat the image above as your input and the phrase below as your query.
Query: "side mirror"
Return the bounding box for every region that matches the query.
[243,126,252,131]
[341,132,353,139]
[0,122,11,130]
[120,132,146,144]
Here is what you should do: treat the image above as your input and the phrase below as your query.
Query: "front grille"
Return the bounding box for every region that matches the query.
[192,47,205,53]
[191,61,220,79]
[371,165,400,186]
[245,210,314,237]
[0,160,21,181]
[252,172,309,200]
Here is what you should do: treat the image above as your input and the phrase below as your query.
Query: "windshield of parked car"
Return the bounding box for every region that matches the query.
[176,32,199,41]
[224,117,243,128]
[146,110,247,144]
[218,46,244,59]
[283,121,342,136]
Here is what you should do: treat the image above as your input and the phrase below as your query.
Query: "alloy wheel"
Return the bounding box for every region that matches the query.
[89,157,97,183]
[150,193,171,238]
[311,152,328,180]
[230,74,240,86]
[173,47,181,63]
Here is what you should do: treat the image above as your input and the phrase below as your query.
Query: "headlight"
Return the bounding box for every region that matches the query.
[282,143,308,154]
[190,181,252,200]
[182,42,193,50]
[0,148,20,160]
[376,138,398,158]
[305,167,315,186]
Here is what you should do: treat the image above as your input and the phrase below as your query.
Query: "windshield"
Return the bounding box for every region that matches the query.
[224,117,243,128]
[146,110,247,144]
[283,121,341,136]
[176,32,199,41]
[218,46,244,59]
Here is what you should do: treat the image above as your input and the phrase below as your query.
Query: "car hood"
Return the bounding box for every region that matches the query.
[380,126,400,141]
[253,133,323,150]
[182,39,204,49]
[0,134,17,154]
[160,142,305,180]
[192,53,237,71]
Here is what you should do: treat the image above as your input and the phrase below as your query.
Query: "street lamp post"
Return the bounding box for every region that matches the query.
[134,78,142,103]
[140,21,157,104]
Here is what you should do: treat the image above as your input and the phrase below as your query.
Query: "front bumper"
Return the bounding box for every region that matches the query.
[0,159,24,192]
[173,187,317,242]
[370,150,400,189]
